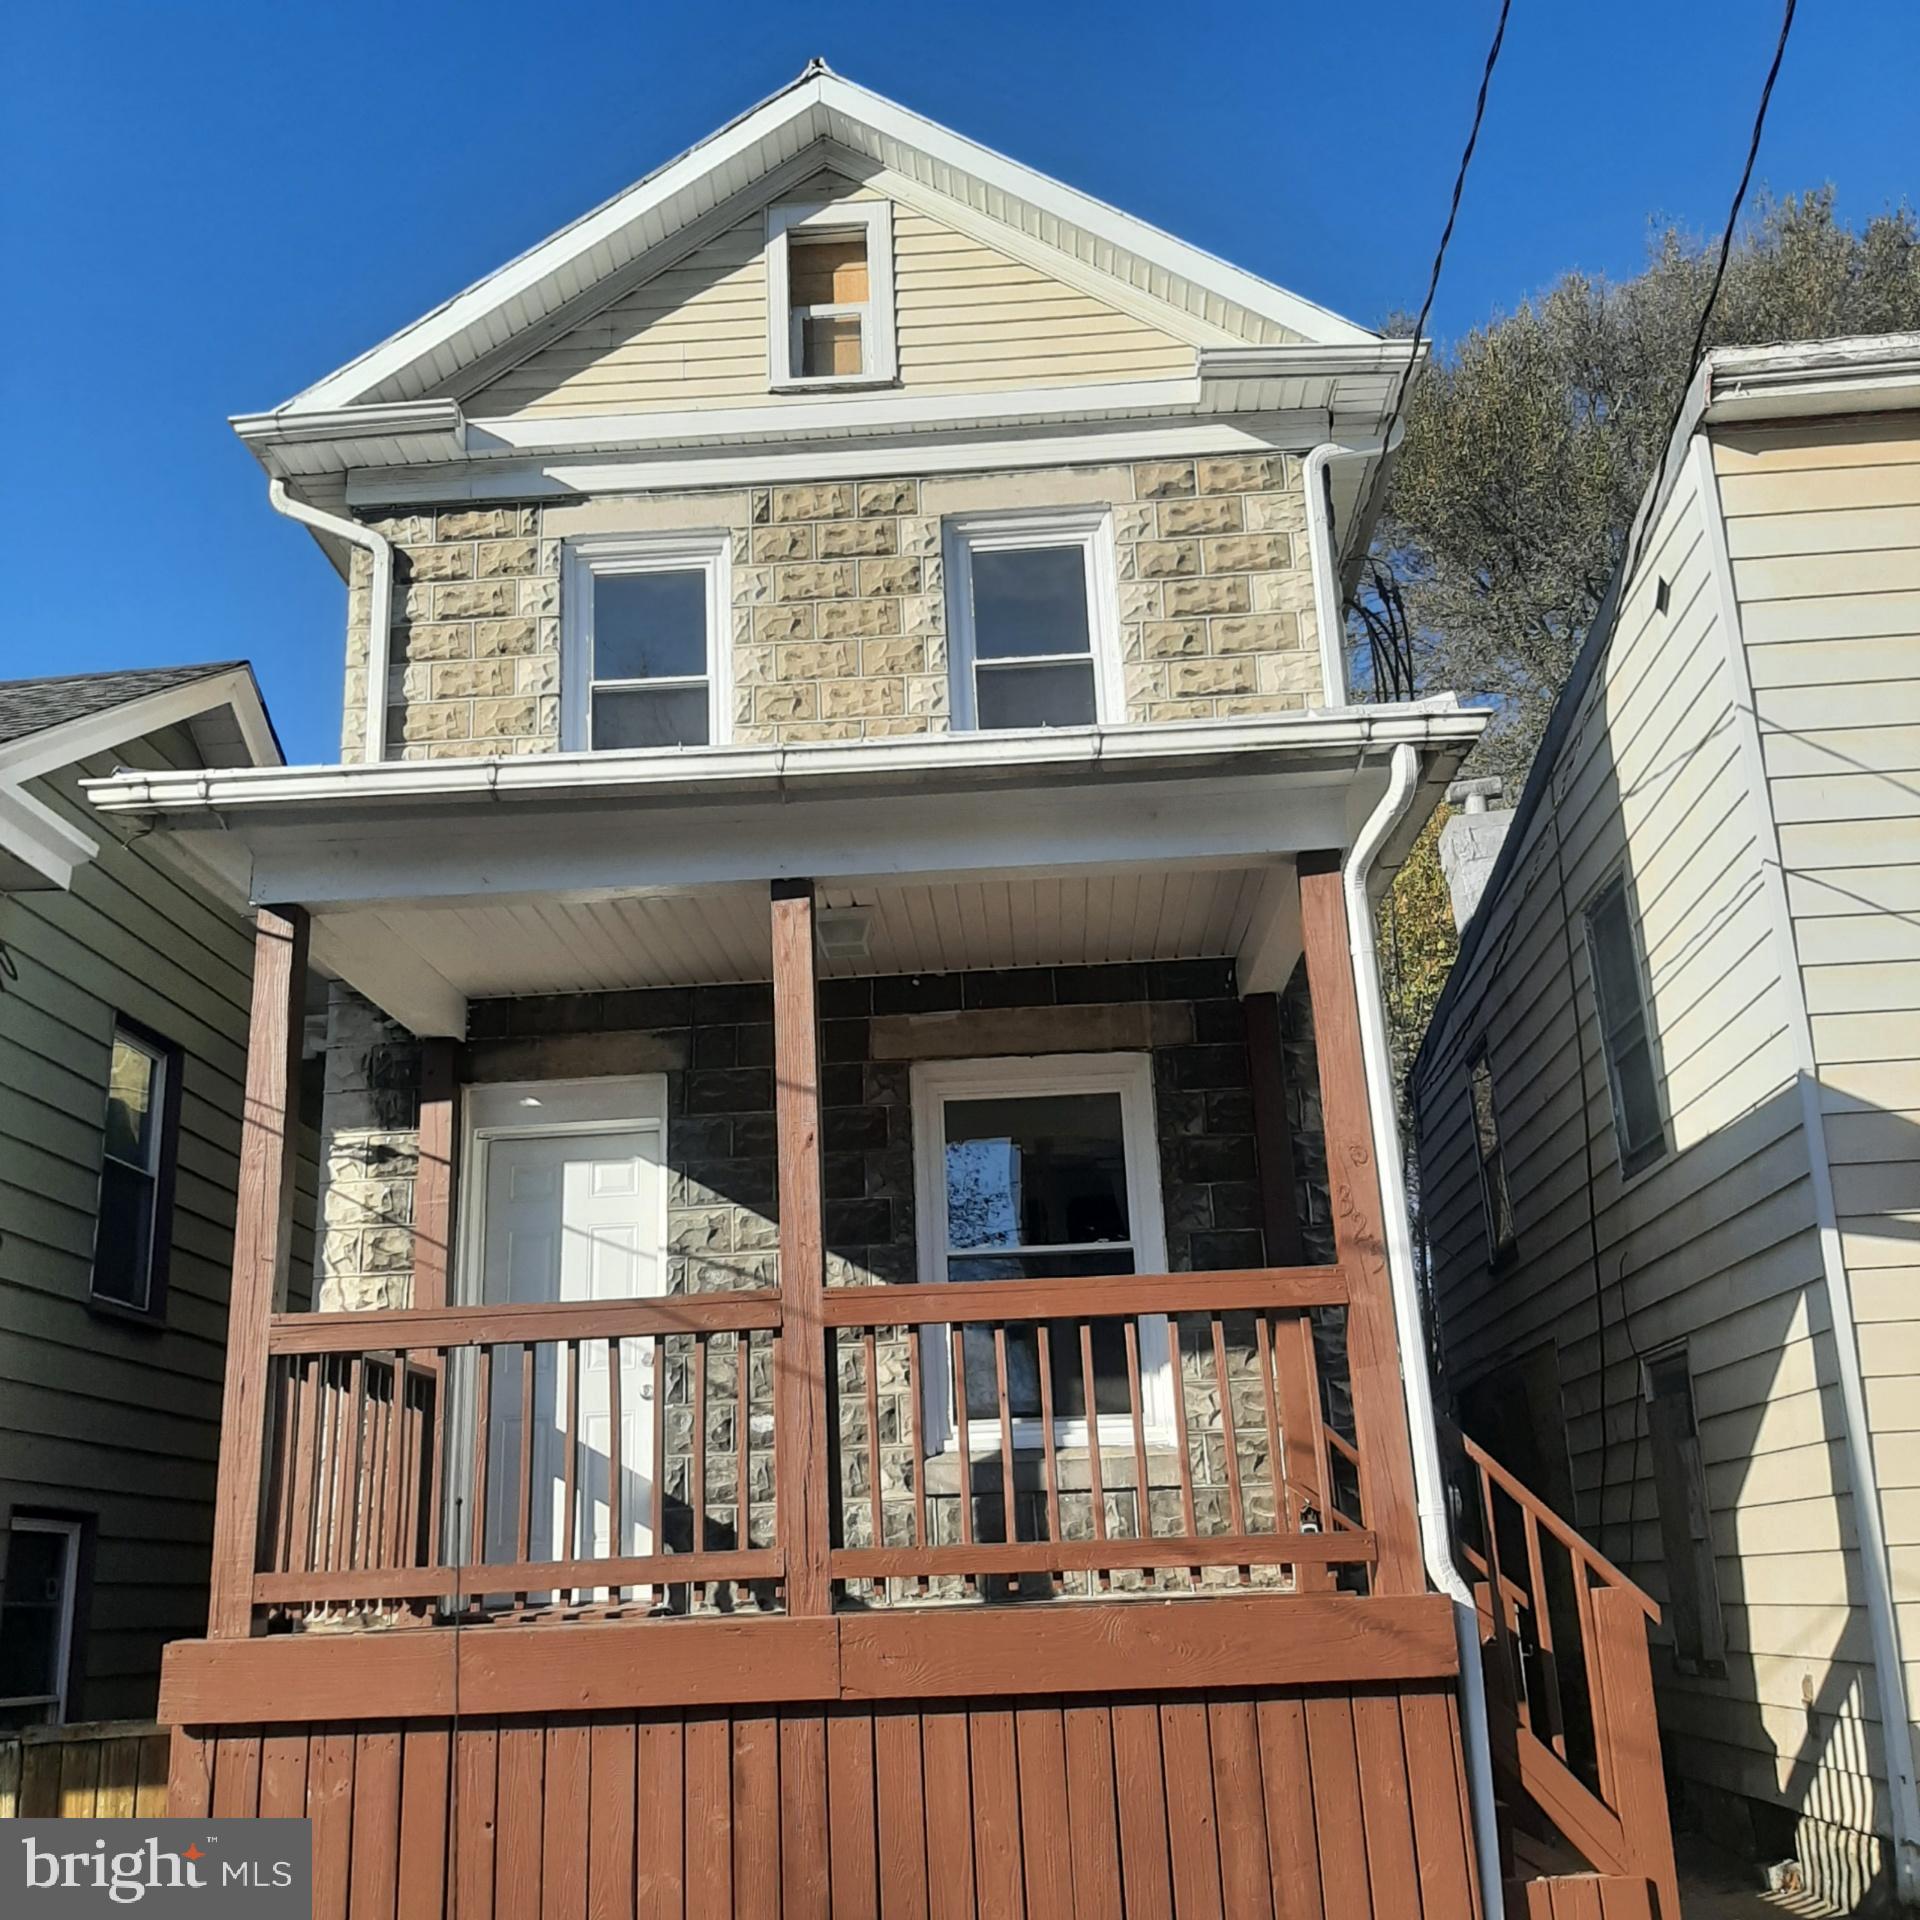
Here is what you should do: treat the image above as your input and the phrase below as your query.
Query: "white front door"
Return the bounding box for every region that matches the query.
[464,1079,666,1571]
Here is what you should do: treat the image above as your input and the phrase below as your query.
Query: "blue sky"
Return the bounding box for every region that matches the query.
[2,0,1913,765]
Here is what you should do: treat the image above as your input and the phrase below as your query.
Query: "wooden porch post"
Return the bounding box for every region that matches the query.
[412,1038,459,1311]
[1297,854,1423,1593]
[771,880,832,1618]
[207,904,309,1638]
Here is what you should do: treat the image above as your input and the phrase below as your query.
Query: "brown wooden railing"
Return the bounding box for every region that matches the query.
[246,1266,1366,1625]
[1453,1431,1681,1920]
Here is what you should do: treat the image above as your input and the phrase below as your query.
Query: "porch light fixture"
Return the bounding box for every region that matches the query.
[814,908,873,961]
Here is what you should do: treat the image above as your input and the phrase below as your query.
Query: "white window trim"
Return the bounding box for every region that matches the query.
[910,1052,1173,1458]
[943,507,1122,733]
[561,532,732,754]
[765,199,897,392]
[91,1025,168,1314]
[0,1516,82,1723]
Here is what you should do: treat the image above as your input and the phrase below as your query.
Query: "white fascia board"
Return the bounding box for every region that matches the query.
[344,413,1382,509]
[86,706,1484,821]
[1701,330,1920,420]
[814,73,1378,348]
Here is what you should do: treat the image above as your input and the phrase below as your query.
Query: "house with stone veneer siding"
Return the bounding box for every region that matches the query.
[84,64,1686,1919]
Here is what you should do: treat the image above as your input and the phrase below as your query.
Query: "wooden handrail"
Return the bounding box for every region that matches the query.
[817,1266,1347,1328]
[266,1292,783,1354]
[1456,1430,1658,1618]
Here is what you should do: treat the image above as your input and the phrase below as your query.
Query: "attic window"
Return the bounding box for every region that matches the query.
[767,200,896,389]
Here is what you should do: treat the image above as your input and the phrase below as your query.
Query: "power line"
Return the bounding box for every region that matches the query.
[1624,0,1797,586]
[1350,0,1515,567]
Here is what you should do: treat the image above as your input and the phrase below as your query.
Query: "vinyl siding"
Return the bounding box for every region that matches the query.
[1414,453,1883,1837]
[1717,411,1920,1801]
[468,173,1195,418]
[0,723,314,1720]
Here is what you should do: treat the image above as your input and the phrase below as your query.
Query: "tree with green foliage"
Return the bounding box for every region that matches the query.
[1355,190,1920,783]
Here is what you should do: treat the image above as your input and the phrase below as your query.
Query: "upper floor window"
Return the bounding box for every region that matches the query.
[1468,1047,1516,1267]
[1584,873,1666,1178]
[561,533,731,751]
[766,200,896,389]
[91,1019,179,1318]
[945,510,1119,731]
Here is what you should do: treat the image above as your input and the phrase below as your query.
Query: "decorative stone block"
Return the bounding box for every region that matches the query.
[752,524,813,562]
[1144,620,1208,658]
[431,659,516,699]
[858,557,921,596]
[400,701,466,740]
[817,598,901,640]
[1244,491,1307,533]
[896,516,941,556]
[1133,460,1197,499]
[397,544,472,581]
[775,561,856,600]
[395,622,473,663]
[1146,699,1217,721]
[861,636,926,677]
[362,512,434,545]
[819,519,897,558]
[821,678,905,718]
[1211,613,1297,653]
[1251,571,1313,613]
[434,580,518,620]
[1159,496,1244,536]
[904,675,949,717]
[755,683,818,722]
[1114,502,1156,542]
[1170,658,1255,697]
[1118,582,1163,624]
[734,643,775,685]
[1196,455,1285,495]
[476,538,539,578]
[774,483,855,521]
[1218,693,1306,716]
[516,655,560,696]
[1202,533,1292,573]
[901,595,944,637]
[1124,662,1169,705]
[753,604,814,642]
[858,479,917,515]
[776,640,860,680]
[472,697,539,737]
[1165,576,1252,619]
[1134,541,1201,579]
[519,576,559,617]
[473,618,540,658]
[438,508,521,540]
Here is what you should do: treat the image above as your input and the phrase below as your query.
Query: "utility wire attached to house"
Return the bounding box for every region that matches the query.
[1348,0,1515,582]
[1622,0,1797,590]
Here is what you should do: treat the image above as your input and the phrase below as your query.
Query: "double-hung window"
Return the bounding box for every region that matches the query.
[0,1515,83,1727]
[562,533,730,751]
[91,1019,179,1317]
[945,511,1118,731]
[1584,874,1666,1177]
[1468,1047,1517,1267]
[766,200,896,389]
[912,1054,1171,1454]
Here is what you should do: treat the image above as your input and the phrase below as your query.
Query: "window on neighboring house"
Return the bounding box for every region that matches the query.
[1469,1047,1517,1267]
[561,533,730,751]
[912,1054,1171,1454]
[1643,1349,1727,1674]
[1584,873,1666,1177]
[945,511,1117,731]
[0,1515,84,1727]
[91,1019,180,1317]
[766,200,896,389]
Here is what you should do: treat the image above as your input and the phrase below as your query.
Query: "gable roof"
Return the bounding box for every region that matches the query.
[0,661,281,892]
[277,63,1378,421]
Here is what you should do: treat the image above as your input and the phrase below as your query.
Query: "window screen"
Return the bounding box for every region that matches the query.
[959,538,1099,730]
[92,1024,175,1314]
[587,566,712,749]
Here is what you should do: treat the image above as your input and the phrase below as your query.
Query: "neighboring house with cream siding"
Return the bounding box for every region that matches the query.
[86,66,1698,1917]
[0,664,296,1730]
[1415,333,1920,1914]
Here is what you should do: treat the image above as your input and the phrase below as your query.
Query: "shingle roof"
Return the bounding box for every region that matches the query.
[0,662,247,750]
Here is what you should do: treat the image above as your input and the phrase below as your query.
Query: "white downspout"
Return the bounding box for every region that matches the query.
[1302,437,1387,710]
[1346,739,1506,1920]
[268,477,392,763]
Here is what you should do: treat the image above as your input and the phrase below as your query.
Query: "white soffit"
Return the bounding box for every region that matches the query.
[269,66,1377,422]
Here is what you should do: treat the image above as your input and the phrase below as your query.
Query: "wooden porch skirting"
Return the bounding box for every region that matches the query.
[171,1681,1481,1919]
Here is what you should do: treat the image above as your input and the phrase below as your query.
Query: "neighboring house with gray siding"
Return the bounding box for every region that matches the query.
[1414,333,1920,1913]
[0,663,293,1726]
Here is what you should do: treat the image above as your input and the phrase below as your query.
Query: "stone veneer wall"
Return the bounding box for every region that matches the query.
[313,961,1339,1597]
[343,457,1323,761]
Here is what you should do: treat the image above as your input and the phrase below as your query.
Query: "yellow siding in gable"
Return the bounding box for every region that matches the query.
[467,177,1195,418]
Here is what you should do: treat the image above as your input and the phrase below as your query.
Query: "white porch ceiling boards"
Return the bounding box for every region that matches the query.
[335,864,1276,1004]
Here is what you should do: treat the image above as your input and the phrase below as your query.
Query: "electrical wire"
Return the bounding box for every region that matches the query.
[1623,0,1797,589]
[1351,0,1515,555]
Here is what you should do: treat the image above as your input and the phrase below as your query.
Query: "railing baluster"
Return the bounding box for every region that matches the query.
[863,1327,885,1580]
[1572,1557,1617,1804]
[515,1343,535,1606]
[470,1344,493,1593]
[992,1325,1019,1594]
[607,1336,624,1599]
[1210,1315,1249,1586]
[1522,1506,1567,1759]
[1034,1324,1064,1594]
[650,1333,666,1607]
[562,1338,581,1604]
[736,1330,751,1580]
[386,1349,411,1576]
[1477,1464,1526,1732]
[285,1360,313,1581]
[1122,1319,1155,1578]
[692,1333,709,1609]
[1081,1323,1112,1588]
[1253,1314,1287,1524]
[909,1324,930,1596]
[950,1325,976,1599]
